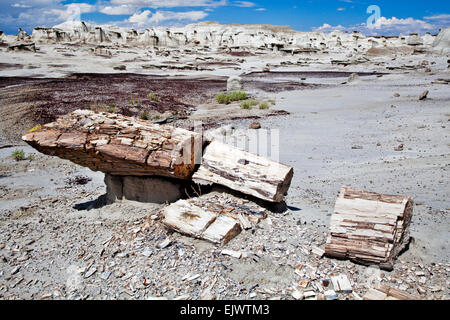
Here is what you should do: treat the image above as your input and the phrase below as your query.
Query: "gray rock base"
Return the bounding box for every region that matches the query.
[105,174,183,204]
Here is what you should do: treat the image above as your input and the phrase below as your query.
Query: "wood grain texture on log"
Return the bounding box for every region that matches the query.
[192,140,293,202]
[22,110,202,179]
[161,192,267,244]
[325,186,413,270]
[363,284,418,300]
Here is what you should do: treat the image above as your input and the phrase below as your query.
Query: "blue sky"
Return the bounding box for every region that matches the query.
[1,0,449,35]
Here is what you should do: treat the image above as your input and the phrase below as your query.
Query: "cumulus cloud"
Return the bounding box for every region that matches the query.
[314,16,441,35]
[110,0,226,8]
[127,9,208,27]
[100,5,137,15]
[233,1,256,7]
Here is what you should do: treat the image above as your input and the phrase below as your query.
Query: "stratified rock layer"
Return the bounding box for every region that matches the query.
[22,110,202,179]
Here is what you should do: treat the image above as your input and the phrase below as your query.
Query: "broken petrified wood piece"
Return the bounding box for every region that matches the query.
[193,141,293,203]
[325,186,413,270]
[363,284,419,300]
[22,110,202,179]
[161,192,267,244]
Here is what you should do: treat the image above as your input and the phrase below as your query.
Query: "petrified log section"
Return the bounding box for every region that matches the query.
[22,110,202,179]
[363,284,418,300]
[193,141,294,202]
[162,192,267,244]
[325,187,413,270]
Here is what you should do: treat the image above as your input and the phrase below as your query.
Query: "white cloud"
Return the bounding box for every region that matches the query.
[100,5,136,15]
[11,3,31,8]
[233,1,255,7]
[255,8,266,12]
[110,0,227,8]
[314,16,439,35]
[424,14,450,21]
[127,9,208,27]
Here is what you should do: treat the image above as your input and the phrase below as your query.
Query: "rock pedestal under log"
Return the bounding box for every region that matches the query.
[325,186,413,270]
[105,174,184,204]
[22,110,202,180]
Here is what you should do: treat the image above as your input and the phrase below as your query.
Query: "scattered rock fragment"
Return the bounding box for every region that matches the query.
[227,76,243,92]
[157,239,171,249]
[249,122,261,129]
[419,90,429,100]
[113,65,126,71]
[331,274,352,293]
[363,284,418,300]
[394,144,404,151]
[221,249,242,259]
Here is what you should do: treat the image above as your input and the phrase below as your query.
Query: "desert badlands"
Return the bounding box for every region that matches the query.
[0,20,449,301]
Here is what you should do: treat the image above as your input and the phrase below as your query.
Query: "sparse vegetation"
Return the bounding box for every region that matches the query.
[216,91,248,104]
[28,125,42,133]
[153,115,161,121]
[268,99,276,105]
[147,93,159,102]
[129,98,139,106]
[259,101,269,109]
[140,111,149,120]
[12,149,26,161]
[107,104,116,113]
[240,101,252,109]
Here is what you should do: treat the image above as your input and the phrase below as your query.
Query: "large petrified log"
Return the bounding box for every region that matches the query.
[22,110,202,179]
[325,186,413,270]
[193,140,293,202]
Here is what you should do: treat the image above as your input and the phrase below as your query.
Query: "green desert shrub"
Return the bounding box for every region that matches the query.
[259,101,269,109]
[215,92,230,104]
[216,91,248,104]
[147,93,159,102]
[268,99,276,105]
[240,101,252,109]
[107,104,116,113]
[12,149,25,161]
[140,111,149,120]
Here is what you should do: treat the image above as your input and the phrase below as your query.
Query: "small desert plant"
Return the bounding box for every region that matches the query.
[153,114,161,121]
[240,101,252,110]
[28,125,42,133]
[140,111,149,120]
[259,101,269,109]
[215,92,230,104]
[216,91,248,104]
[228,91,248,102]
[12,149,25,161]
[107,104,116,113]
[268,99,276,105]
[147,93,159,102]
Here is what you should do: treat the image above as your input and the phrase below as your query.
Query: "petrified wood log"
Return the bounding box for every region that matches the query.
[193,140,293,202]
[22,110,202,179]
[325,186,414,270]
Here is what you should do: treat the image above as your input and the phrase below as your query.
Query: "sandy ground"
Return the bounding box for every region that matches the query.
[0,44,449,300]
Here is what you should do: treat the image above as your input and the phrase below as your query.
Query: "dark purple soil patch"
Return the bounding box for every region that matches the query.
[226,51,255,57]
[243,71,387,79]
[245,80,324,92]
[0,63,24,71]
